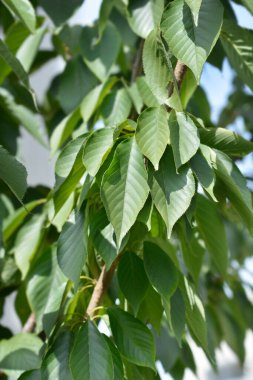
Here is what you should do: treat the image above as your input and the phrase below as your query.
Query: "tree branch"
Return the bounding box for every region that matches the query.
[131,39,144,84]
[22,312,36,333]
[86,255,122,319]
[168,60,187,98]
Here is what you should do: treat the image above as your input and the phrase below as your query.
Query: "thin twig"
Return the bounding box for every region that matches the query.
[168,60,187,97]
[85,254,122,319]
[131,39,144,84]
[22,312,36,333]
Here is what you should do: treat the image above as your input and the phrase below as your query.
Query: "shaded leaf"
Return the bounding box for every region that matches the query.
[0,145,27,202]
[57,211,86,290]
[169,111,200,170]
[143,30,170,104]
[83,128,114,177]
[26,247,67,334]
[117,251,149,314]
[101,138,149,247]
[136,106,169,170]
[69,321,113,380]
[127,0,164,38]
[161,0,223,81]
[143,241,178,300]
[2,0,36,33]
[149,147,195,238]
[108,307,156,370]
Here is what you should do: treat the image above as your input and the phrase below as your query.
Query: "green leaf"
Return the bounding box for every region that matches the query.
[80,23,121,82]
[50,109,81,154]
[0,39,32,94]
[3,199,45,241]
[57,211,86,290]
[41,332,73,380]
[136,106,169,170]
[177,220,205,284]
[221,20,253,91]
[55,135,86,181]
[143,241,178,300]
[101,138,149,247]
[199,127,253,157]
[80,84,103,123]
[101,88,132,127]
[214,151,253,233]
[138,285,163,333]
[0,145,27,202]
[170,288,185,344]
[108,307,156,370]
[161,0,223,81]
[190,149,217,201]
[83,128,114,177]
[169,111,200,170]
[149,147,195,238]
[18,369,41,379]
[56,57,99,114]
[103,337,124,380]
[16,26,45,72]
[195,194,228,274]
[136,76,160,107]
[127,0,164,38]
[0,88,45,146]
[69,320,113,380]
[89,208,117,269]
[40,0,83,25]
[241,0,253,14]
[0,333,42,374]
[185,0,201,23]
[143,30,170,104]
[53,147,85,215]
[181,277,208,351]
[26,247,67,334]
[14,213,46,278]
[117,251,149,314]
[2,0,36,33]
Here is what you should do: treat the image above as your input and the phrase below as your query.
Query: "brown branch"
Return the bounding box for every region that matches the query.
[131,39,144,84]
[22,312,36,333]
[168,60,187,98]
[86,255,122,319]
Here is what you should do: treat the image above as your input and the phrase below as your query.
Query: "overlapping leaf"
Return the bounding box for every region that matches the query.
[57,211,86,290]
[136,106,169,170]
[83,128,114,176]
[2,0,36,33]
[101,138,149,247]
[161,0,223,81]
[149,147,195,238]
[0,145,27,202]
[127,0,164,38]
[69,321,113,380]
[143,30,170,104]
[169,111,200,169]
[195,194,228,274]
[108,307,156,370]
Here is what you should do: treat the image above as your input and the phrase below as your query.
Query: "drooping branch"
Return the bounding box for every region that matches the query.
[85,255,122,319]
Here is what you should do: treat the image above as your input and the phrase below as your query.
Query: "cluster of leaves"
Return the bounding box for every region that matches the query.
[0,0,253,379]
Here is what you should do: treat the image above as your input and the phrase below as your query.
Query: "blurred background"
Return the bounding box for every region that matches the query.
[1,0,253,379]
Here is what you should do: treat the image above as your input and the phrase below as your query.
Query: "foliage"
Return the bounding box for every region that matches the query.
[0,0,253,379]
